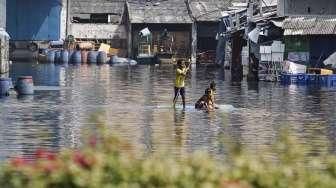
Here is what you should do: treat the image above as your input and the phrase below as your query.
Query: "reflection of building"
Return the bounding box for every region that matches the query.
[126,0,193,63]
[69,0,128,57]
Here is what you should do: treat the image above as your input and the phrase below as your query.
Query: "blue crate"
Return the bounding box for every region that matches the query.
[280,74,306,85]
[307,74,319,84]
[321,74,336,87]
[329,75,336,87]
[296,74,307,84]
[280,74,290,84]
[319,75,329,85]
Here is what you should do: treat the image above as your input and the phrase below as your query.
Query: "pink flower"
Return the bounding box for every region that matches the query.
[35,149,56,161]
[10,157,29,167]
[73,151,93,169]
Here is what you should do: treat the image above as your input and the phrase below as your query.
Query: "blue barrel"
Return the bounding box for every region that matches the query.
[87,51,98,64]
[16,76,34,95]
[47,50,55,63]
[54,50,61,63]
[97,51,107,64]
[61,50,69,64]
[71,51,82,64]
[0,78,11,96]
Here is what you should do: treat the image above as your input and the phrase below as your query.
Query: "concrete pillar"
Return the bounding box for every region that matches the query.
[60,0,68,39]
[0,0,9,75]
[231,30,245,83]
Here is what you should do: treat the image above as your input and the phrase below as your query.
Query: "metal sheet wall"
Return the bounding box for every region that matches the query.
[0,0,5,28]
[7,0,61,41]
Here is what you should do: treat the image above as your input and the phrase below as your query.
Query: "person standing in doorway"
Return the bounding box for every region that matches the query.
[173,60,190,108]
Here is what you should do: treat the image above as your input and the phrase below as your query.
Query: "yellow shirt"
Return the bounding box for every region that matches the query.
[175,67,188,88]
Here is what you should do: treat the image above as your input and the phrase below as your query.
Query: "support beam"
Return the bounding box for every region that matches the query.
[231,30,245,83]
[191,23,197,64]
[127,23,132,58]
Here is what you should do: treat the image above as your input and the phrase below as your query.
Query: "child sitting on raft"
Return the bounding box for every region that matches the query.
[195,88,214,112]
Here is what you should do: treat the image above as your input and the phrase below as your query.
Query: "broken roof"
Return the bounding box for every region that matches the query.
[127,0,192,24]
[261,0,277,7]
[188,0,233,22]
[71,0,125,15]
[283,16,336,36]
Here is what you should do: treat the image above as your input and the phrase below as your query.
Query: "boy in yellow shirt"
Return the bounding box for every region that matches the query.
[173,60,190,108]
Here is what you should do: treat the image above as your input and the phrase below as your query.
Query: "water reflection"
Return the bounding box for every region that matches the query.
[0,62,335,159]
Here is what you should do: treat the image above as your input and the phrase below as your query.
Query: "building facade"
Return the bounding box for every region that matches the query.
[6,0,68,60]
[69,0,127,56]
[278,0,336,16]
[278,0,336,66]
[126,0,193,63]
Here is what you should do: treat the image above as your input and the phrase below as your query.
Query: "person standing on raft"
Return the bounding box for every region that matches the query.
[173,60,190,108]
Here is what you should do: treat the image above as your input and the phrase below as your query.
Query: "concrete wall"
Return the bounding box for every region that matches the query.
[278,0,336,16]
[0,0,9,74]
[69,24,127,39]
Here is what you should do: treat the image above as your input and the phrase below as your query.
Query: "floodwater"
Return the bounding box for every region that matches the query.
[0,62,336,160]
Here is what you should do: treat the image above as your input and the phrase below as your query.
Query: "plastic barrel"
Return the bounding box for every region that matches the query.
[54,50,61,63]
[16,76,34,95]
[108,55,117,65]
[81,51,88,64]
[60,50,69,64]
[47,50,55,63]
[71,51,82,64]
[87,51,98,64]
[0,78,11,96]
[97,51,107,64]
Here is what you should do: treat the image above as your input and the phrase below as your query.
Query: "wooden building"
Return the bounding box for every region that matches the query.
[69,0,127,56]
[126,0,193,63]
[188,0,232,52]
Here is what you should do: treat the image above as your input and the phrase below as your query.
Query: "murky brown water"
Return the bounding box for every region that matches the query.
[0,62,335,160]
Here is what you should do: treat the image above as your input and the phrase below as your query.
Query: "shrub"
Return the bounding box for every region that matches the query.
[1,123,336,188]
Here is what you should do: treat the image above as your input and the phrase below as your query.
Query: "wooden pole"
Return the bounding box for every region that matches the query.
[231,30,245,84]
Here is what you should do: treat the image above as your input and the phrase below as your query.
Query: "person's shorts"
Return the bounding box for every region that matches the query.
[174,87,185,97]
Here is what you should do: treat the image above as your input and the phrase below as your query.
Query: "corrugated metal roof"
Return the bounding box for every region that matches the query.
[283,16,336,35]
[127,0,192,24]
[71,0,125,14]
[189,0,232,22]
[262,0,277,7]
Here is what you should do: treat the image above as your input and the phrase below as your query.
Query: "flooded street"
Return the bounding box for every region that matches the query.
[0,62,336,160]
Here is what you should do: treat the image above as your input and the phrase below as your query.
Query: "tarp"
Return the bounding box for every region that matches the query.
[248,27,260,43]
[283,60,307,74]
[139,27,151,37]
[323,52,336,68]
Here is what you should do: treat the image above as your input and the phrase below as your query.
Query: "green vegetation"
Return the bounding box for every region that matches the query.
[1,121,336,188]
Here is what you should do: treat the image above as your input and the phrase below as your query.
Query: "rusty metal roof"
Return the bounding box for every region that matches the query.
[189,0,232,22]
[127,0,192,24]
[71,0,125,14]
[283,16,336,36]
